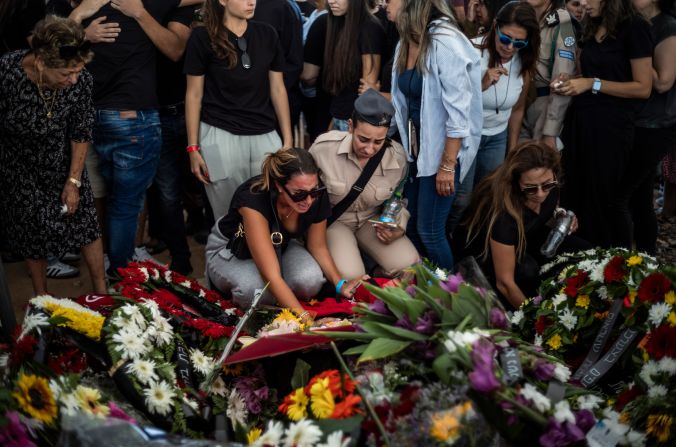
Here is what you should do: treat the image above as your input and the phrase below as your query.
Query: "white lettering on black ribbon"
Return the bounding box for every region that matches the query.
[546,380,566,404]
[175,342,194,389]
[500,347,523,385]
[579,328,639,388]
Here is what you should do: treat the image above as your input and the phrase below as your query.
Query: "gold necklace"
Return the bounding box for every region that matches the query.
[36,68,58,119]
[283,208,295,219]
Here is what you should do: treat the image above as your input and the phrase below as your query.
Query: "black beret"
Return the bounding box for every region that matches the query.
[353,89,395,127]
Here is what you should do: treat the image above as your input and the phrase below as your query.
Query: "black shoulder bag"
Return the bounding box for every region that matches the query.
[327,145,388,226]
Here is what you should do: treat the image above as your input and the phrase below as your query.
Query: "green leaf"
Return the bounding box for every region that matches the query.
[342,344,369,356]
[314,416,363,440]
[432,352,453,384]
[353,307,397,323]
[48,315,70,326]
[359,321,400,339]
[368,322,428,341]
[357,338,412,363]
[291,359,312,389]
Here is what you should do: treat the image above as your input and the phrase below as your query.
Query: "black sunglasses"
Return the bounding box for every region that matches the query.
[236,36,251,69]
[281,183,326,202]
[58,41,91,59]
[521,181,558,195]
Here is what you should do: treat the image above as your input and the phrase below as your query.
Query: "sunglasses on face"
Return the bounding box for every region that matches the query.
[496,26,529,50]
[58,40,91,59]
[281,183,326,202]
[521,181,558,195]
[236,36,251,69]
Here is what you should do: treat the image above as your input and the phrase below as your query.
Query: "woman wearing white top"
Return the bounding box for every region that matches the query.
[448,1,540,232]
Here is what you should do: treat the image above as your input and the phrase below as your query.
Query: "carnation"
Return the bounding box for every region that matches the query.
[657,357,676,375]
[648,303,672,326]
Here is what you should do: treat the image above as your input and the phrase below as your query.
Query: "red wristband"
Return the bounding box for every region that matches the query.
[186,145,200,153]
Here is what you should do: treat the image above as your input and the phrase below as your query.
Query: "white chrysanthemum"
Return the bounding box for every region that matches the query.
[253,420,285,447]
[112,329,149,361]
[558,308,578,331]
[590,259,607,283]
[190,349,214,376]
[510,310,524,325]
[534,335,543,347]
[434,268,448,281]
[553,363,571,383]
[597,286,609,300]
[648,385,668,399]
[30,295,102,317]
[141,300,162,320]
[19,312,50,340]
[658,357,676,375]
[553,401,575,424]
[626,429,647,447]
[648,303,672,326]
[577,259,597,273]
[183,397,199,412]
[577,394,603,411]
[226,388,248,430]
[639,361,659,386]
[519,383,551,413]
[144,380,175,416]
[209,376,228,397]
[121,304,147,328]
[552,294,568,308]
[127,359,158,385]
[283,419,323,447]
[318,431,350,447]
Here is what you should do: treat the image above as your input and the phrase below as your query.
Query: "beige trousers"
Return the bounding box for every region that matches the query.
[327,220,419,279]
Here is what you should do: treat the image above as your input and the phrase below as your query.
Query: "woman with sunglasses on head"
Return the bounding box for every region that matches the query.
[205,148,362,318]
[184,0,293,219]
[390,0,483,271]
[452,141,589,308]
[554,0,653,249]
[0,16,107,296]
[448,1,540,233]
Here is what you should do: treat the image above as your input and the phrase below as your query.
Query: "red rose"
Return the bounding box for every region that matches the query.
[535,315,553,335]
[638,272,672,303]
[644,325,676,360]
[603,256,627,283]
[565,270,589,297]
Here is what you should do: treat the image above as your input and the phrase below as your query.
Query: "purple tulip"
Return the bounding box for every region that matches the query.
[469,367,501,393]
[405,285,417,297]
[395,315,414,331]
[575,410,596,433]
[539,419,586,447]
[410,341,438,360]
[440,273,463,294]
[468,340,500,393]
[368,299,391,315]
[533,360,555,381]
[414,310,437,335]
[489,308,508,329]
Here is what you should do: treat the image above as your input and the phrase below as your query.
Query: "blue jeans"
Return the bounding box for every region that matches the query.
[404,162,459,270]
[93,109,162,271]
[447,129,508,233]
[147,112,191,267]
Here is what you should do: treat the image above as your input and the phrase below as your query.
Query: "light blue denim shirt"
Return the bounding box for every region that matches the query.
[391,19,483,183]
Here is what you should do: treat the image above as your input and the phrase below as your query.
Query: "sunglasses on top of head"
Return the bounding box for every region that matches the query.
[521,181,558,195]
[496,26,529,50]
[58,40,91,59]
[281,183,326,202]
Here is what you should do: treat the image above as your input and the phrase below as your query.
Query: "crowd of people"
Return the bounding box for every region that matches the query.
[0,0,674,313]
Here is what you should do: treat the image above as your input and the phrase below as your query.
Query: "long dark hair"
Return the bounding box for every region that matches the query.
[581,0,641,42]
[253,148,321,192]
[203,0,238,68]
[322,0,378,95]
[480,1,540,77]
[464,140,562,260]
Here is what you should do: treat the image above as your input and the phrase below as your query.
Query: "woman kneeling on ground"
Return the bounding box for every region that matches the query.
[205,148,362,320]
[452,140,590,308]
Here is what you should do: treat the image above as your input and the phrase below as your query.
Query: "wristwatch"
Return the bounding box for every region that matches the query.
[67,177,82,188]
[591,78,602,95]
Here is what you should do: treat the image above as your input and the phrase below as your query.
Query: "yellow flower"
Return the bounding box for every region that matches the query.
[13,373,58,425]
[626,255,643,267]
[619,412,630,424]
[286,388,308,421]
[668,312,676,327]
[646,414,673,443]
[547,334,562,350]
[430,411,461,443]
[310,378,335,419]
[665,291,676,305]
[575,295,590,309]
[75,386,109,418]
[593,311,609,320]
[247,427,262,445]
[222,363,245,377]
[274,308,301,323]
[43,302,105,340]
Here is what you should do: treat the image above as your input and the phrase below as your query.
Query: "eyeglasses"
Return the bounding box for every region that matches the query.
[58,41,91,59]
[281,183,326,202]
[496,26,529,50]
[236,36,251,69]
[521,181,558,195]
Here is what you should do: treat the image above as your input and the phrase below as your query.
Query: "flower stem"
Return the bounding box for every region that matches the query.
[330,341,391,447]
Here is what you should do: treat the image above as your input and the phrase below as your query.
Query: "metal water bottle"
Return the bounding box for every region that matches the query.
[540,210,574,258]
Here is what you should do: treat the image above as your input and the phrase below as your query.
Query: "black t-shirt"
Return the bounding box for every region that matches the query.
[304,13,386,120]
[217,176,331,259]
[1,0,45,54]
[577,15,653,108]
[184,23,285,135]
[156,6,195,107]
[82,0,182,109]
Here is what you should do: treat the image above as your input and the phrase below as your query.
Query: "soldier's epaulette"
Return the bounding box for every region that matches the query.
[313,130,348,144]
[544,11,560,27]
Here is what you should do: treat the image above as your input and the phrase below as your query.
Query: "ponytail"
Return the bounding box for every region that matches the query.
[252,148,320,191]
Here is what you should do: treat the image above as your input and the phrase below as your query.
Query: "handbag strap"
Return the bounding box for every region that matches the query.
[270,193,284,277]
[328,144,388,226]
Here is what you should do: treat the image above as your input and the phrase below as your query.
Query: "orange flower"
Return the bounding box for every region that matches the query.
[331,393,363,419]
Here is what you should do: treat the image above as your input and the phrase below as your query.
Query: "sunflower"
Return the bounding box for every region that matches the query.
[13,373,58,425]
[646,414,673,443]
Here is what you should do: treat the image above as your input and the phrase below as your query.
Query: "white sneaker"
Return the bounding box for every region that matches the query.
[132,246,164,266]
[46,257,80,279]
[60,252,81,262]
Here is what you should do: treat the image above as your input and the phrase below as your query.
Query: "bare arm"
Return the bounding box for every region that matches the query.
[653,36,676,94]
[300,62,320,87]
[507,73,529,151]
[361,53,381,89]
[556,58,653,99]
[185,75,210,184]
[490,239,526,308]
[69,0,110,24]
[269,70,293,148]
[110,0,191,62]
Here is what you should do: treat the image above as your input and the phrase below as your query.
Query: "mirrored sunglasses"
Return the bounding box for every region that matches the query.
[497,26,529,50]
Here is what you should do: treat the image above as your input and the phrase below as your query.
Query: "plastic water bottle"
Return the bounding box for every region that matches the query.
[540,210,575,258]
[378,191,403,224]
